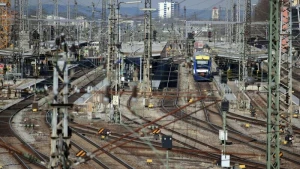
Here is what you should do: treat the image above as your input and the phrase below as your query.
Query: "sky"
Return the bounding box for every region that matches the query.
[27,0,259,10]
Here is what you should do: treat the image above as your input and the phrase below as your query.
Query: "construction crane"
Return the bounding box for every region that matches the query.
[0,0,11,49]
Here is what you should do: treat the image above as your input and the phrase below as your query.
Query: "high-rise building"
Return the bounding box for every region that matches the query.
[212,7,219,20]
[158,1,180,19]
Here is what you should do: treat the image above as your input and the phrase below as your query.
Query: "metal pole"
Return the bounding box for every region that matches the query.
[117,2,121,87]
[267,0,280,168]
[101,0,107,53]
[54,0,58,37]
[223,110,226,155]
[49,38,72,168]
[50,67,58,167]
[143,0,152,97]
[140,56,142,83]
[261,61,263,83]
[279,0,293,136]
[74,0,78,44]
[107,0,117,82]
[67,0,70,38]
[166,150,169,169]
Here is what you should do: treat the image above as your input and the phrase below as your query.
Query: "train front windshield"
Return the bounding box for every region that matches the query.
[196,60,209,68]
[197,60,208,65]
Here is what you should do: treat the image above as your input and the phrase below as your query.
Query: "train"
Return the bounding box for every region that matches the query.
[192,52,213,82]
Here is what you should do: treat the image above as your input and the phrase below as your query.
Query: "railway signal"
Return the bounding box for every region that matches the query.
[32,102,38,112]
[220,100,230,167]
[208,31,212,38]
[152,128,161,140]
[285,134,293,145]
[221,74,228,84]
[98,128,111,139]
[250,109,256,117]
[153,30,157,41]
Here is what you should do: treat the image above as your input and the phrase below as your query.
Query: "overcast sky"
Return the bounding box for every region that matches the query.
[28,0,259,10]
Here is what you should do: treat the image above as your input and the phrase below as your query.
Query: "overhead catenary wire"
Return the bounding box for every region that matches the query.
[75,98,220,165]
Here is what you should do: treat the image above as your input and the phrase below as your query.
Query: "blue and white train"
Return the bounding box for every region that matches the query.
[192,52,212,82]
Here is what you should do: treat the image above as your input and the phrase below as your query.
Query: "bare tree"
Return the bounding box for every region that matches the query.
[254,0,269,21]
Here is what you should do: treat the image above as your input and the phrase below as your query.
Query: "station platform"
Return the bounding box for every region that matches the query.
[15,79,45,90]
[0,78,44,98]
[0,78,45,110]
[73,78,109,105]
[213,76,237,101]
[72,76,109,120]
[120,41,167,56]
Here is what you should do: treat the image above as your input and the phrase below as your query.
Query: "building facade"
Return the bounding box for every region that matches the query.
[293,0,300,6]
[158,1,180,19]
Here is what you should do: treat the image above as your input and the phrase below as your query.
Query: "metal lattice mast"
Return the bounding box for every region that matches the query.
[67,0,70,37]
[184,6,186,20]
[267,0,281,168]
[21,0,28,31]
[37,0,42,35]
[13,0,20,47]
[50,44,72,168]
[54,0,58,37]
[74,0,78,43]
[90,2,95,42]
[19,0,24,32]
[235,0,241,43]
[243,0,251,79]
[101,0,107,53]
[13,0,21,75]
[232,2,236,43]
[237,0,244,109]
[225,0,230,43]
[143,0,152,96]
[107,0,116,82]
[0,1,11,49]
[32,31,40,77]
[280,0,293,136]
[238,0,251,110]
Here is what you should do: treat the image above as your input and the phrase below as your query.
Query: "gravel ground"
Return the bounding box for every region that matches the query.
[6,67,105,168]
[0,148,21,169]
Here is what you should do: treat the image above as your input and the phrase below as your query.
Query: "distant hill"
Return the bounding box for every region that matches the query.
[28,4,141,19]
[27,4,241,21]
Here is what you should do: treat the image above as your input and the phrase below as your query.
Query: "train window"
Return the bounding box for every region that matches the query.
[196,60,208,65]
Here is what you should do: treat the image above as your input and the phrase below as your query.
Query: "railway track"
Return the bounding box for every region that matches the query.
[67,72,265,168]
[0,67,95,167]
[105,66,266,168]
[125,98,265,166]
[71,128,134,169]
[45,111,111,169]
[196,82,300,168]
[76,125,211,155]
[123,100,226,165]
[45,72,135,169]
[158,67,267,167]
[13,153,31,169]
[245,91,300,134]
[71,139,109,169]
